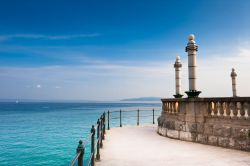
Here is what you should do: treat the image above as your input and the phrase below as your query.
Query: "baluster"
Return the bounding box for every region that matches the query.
[173,102,176,114]
[219,101,224,116]
[232,102,238,117]
[236,102,241,117]
[213,102,217,116]
[239,102,245,118]
[248,102,250,118]
[165,103,168,113]
[169,102,172,113]
[208,101,213,116]
[171,102,174,114]
[211,102,215,116]
[222,102,227,116]
[225,102,230,117]
[216,102,221,116]
[229,102,234,117]
[176,102,179,113]
[243,102,249,118]
[168,102,170,113]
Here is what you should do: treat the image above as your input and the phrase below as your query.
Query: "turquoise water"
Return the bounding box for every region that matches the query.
[0,102,161,166]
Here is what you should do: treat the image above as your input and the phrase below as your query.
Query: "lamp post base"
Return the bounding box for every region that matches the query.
[185,90,201,98]
[173,94,183,98]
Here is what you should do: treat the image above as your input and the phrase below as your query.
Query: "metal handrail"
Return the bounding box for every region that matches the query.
[70,108,160,166]
[69,151,81,166]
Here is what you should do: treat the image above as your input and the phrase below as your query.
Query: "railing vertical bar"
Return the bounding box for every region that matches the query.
[100,116,103,148]
[102,113,105,140]
[137,109,139,126]
[91,125,95,166]
[77,140,84,166]
[96,119,100,161]
[153,108,155,124]
[107,110,110,130]
[120,109,122,127]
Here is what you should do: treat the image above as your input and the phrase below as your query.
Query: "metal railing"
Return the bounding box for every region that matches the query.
[69,108,160,166]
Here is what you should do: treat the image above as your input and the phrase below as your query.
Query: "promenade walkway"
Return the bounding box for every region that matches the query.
[96,125,250,166]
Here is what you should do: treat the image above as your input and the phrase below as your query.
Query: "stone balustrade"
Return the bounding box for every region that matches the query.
[162,97,250,119]
[158,97,250,151]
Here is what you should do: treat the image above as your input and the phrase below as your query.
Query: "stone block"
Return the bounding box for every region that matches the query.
[167,129,179,139]
[180,131,197,142]
[197,134,208,144]
[208,136,218,145]
[158,127,167,136]
[204,124,213,135]
[229,138,235,148]
[197,123,204,133]
[214,126,231,137]
[231,128,247,140]
[175,121,184,131]
[180,131,192,141]
[164,120,175,130]
[234,140,247,150]
[186,122,197,132]
[218,137,230,147]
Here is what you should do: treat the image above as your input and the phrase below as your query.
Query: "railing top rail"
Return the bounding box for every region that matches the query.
[69,151,81,166]
[161,97,250,102]
[109,109,161,113]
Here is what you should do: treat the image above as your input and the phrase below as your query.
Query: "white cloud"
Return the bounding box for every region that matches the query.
[0,33,99,41]
[36,84,41,88]
[0,43,249,100]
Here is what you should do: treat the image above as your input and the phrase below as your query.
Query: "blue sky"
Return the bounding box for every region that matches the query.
[0,0,250,100]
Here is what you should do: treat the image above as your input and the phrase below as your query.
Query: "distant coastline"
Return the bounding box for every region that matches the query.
[0,97,162,103]
[120,97,162,102]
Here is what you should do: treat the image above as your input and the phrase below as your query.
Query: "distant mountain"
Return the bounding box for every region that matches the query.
[121,97,162,101]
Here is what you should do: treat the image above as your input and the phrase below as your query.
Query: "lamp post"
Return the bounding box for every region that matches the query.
[173,56,183,98]
[185,34,201,98]
[231,68,237,97]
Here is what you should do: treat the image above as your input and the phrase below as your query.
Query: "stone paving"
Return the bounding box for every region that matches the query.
[96,125,250,166]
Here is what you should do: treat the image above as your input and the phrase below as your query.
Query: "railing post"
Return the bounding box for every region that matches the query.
[120,109,122,127]
[103,112,106,135]
[107,111,110,130]
[137,109,139,126]
[91,125,95,166]
[102,113,105,140]
[153,108,155,124]
[76,140,84,166]
[96,120,100,161]
[100,116,103,148]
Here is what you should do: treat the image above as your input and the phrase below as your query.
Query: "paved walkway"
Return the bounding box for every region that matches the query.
[96,125,250,166]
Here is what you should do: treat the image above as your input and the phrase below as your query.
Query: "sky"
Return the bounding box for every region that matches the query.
[0,0,250,101]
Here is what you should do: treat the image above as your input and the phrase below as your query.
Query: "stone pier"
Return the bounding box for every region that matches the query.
[158,97,250,151]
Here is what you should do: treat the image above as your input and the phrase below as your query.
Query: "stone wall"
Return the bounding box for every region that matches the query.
[157,97,250,151]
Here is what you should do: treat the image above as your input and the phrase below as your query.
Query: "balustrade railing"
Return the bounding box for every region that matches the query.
[205,97,250,119]
[161,97,250,119]
[69,108,160,166]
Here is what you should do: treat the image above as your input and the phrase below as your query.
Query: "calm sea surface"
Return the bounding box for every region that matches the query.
[0,102,161,166]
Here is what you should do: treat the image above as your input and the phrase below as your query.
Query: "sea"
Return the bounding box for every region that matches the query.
[0,102,161,166]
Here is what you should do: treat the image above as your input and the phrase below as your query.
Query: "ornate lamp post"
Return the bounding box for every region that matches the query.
[231,68,237,97]
[185,34,201,98]
[174,56,183,98]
